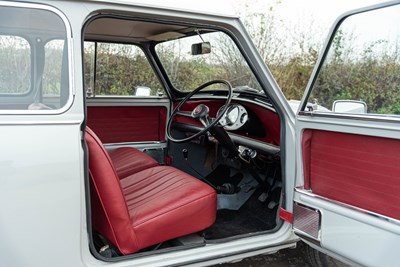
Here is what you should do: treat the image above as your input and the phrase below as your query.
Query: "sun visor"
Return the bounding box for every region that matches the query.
[147,31,185,41]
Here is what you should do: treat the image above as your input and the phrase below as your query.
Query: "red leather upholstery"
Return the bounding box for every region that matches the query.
[85,127,216,255]
[121,166,217,250]
[87,106,167,143]
[302,129,400,220]
[108,147,158,179]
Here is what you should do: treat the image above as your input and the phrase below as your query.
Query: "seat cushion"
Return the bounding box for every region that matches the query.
[108,147,159,179]
[120,166,217,250]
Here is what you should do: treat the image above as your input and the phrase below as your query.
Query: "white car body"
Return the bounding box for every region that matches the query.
[0,1,399,267]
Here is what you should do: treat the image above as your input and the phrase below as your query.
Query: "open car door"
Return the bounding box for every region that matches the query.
[293,2,400,266]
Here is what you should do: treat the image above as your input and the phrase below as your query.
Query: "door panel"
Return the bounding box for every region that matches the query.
[302,129,400,220]
[294,117,400,266]
[87,101,168,144]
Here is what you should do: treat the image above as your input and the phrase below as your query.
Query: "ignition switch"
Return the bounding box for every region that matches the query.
[238,145,257,159]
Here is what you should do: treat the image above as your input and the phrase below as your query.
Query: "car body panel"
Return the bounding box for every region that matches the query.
[2,0,398,266]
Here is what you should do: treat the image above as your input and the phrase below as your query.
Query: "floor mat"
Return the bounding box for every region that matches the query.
[205,187,280,240]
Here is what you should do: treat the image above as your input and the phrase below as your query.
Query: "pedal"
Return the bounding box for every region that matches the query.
[258,192,268,203]
[242,184,253,193]
[268,200,278,209]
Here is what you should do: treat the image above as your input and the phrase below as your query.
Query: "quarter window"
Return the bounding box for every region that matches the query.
[0,5,70,111]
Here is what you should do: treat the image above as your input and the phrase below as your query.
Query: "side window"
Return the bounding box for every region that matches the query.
[308,5,400,116]
[84,42,164,97]
[0,35,31,94]
[0,5,70,111]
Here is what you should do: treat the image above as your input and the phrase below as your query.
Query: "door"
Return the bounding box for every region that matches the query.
[0,2,84,266]
[293,2,400,266]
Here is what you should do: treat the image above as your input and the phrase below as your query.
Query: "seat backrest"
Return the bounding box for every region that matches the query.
[85,127,138,255]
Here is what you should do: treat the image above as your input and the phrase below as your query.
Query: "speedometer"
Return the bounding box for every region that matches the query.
[227,106,239,125]
[217,104,248,130]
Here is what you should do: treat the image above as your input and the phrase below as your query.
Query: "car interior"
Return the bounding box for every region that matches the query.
[83,13,284,258]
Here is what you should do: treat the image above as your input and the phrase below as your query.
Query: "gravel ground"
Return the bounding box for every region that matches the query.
[213,242,311,267]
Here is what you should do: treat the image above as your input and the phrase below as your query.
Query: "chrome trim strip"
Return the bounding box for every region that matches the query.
[187,95,277,112]
[0,120,82,125]
[295,187,400,226]
[0,2,74,115]
[294,231,321,247]
[86,97,170,106]
[229,133,280,155]
[298,111,400,123]
[293,229,320,242]
[104,141,166,147]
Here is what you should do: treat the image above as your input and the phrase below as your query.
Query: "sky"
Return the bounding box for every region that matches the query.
[139,0,388,42]
[247,0,388,36]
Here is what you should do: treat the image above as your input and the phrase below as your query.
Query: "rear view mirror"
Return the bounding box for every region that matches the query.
[332,100,367,114]
[191,42,211,55]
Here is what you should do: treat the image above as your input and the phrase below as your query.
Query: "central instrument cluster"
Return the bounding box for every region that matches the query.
[217,104,248,130]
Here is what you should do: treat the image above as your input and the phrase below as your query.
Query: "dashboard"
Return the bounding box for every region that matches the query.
[176,99,280,146]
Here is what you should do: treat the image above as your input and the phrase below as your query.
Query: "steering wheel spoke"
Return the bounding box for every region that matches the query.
[166,80,233,143]
[176,110,193,117]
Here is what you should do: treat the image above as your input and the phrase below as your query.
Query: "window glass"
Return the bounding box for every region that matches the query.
[0,35,30,94]
[43,39,67,108]
[155,31,262,93]
[84,42,164,97]
[308,5,400,116]
[0,5,70,111]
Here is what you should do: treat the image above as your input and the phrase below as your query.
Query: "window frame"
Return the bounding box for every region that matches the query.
[84,40,166,98]
[0,1,73,115]
[298,3,400,124]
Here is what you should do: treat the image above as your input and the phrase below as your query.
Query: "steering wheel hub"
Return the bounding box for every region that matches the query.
[192,104,209,119]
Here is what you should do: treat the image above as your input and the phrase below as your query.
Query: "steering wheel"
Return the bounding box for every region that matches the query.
[166,80,233,143]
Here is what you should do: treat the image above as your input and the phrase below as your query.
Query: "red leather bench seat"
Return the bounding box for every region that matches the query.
[108,147,159,179]
[86,127,216,255]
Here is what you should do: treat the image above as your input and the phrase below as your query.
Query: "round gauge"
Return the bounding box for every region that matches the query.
[226,106,239,125]
[240,113,248,124]
[217,104,248,130]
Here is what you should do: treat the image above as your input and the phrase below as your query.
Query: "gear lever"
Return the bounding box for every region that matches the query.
[182,148,235,194]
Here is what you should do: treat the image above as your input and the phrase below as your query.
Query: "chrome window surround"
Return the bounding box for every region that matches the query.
[298,109,400,124]
[0,1,74,115]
